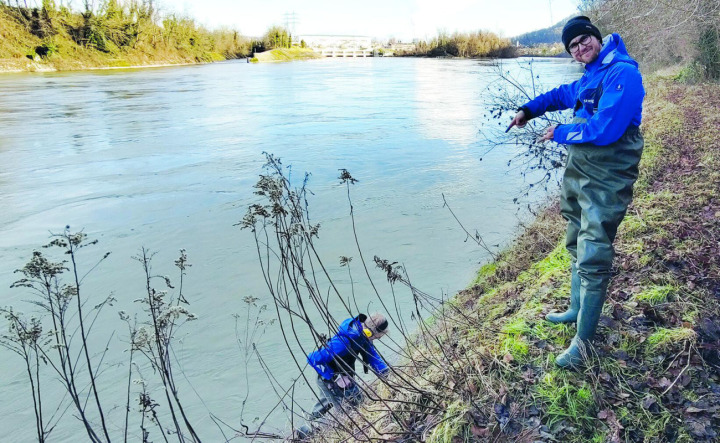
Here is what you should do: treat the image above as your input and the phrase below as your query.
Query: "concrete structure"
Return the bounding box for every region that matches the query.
[297,35,374,57]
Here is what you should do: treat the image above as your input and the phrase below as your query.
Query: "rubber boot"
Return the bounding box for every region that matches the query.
[555,276,609,368]
[546,263,580,323]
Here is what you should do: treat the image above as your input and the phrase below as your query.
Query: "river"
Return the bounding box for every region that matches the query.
[0,57,581,441]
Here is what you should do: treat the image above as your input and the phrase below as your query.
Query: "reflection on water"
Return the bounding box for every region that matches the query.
[415,59,482,143]
[0,58,580,441]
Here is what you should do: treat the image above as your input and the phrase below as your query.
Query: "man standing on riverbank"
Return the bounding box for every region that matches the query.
[508,16,645,368]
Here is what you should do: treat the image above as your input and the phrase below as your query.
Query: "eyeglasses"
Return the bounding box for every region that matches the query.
[569,35,593,54]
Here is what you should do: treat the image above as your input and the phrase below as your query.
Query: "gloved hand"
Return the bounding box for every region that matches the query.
[334,375,355,390]
[323,375,353,396]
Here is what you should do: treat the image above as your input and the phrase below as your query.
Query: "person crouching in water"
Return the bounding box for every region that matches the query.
[307,313,389,412]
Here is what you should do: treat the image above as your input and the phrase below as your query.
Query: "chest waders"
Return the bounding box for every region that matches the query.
[552,117,644,368]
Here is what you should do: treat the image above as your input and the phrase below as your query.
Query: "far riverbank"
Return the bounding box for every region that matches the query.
[0,3,250,74]
[0,57,210,74]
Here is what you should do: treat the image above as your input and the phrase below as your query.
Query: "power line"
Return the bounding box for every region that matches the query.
[283,11,299,36]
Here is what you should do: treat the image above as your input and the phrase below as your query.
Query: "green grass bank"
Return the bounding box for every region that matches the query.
[250,47,322,63]
[317,77,720,442]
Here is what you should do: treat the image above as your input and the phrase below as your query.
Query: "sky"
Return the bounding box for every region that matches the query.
[155,0,581,41]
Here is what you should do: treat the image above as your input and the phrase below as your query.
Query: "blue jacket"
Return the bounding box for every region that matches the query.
[307,316,389,381]
[521,33,644,146]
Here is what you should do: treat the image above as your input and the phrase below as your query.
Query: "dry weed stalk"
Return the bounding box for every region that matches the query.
[2,231,208,442]
[240,154,526,441]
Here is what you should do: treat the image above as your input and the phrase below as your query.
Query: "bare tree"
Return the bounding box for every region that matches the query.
[480,59,575,201]
[582,0,720,79]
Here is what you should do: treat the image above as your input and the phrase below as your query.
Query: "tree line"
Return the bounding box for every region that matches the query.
[583,0,720,81]
[0,0,311,67]
[396,30,516,58]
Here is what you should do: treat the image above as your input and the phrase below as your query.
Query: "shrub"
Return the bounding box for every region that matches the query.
[697,27,720,80]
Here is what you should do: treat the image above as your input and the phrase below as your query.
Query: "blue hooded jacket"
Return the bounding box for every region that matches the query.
[521,33,644,146]
[307,316,389,381]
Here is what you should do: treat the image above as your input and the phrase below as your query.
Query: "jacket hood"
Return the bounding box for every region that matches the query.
[337,316,364,339]
[589,33,638,72]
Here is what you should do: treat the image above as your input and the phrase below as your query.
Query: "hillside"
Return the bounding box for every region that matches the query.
[511,16,573,57]
[0,4,251,72]
[512,17,571,46]
[307,76,720,442]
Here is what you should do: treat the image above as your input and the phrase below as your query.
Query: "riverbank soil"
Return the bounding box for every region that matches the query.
[318,78,720,442]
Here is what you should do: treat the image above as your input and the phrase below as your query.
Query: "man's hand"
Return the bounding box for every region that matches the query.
[507,110,528,131]
[334,375,354,389]
[537,125,557,142]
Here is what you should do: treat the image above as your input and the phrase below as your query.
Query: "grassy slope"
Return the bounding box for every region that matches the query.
[321,77,720,442]
[0,8,236,72]
[252,47,322,63]
[0,8,41,71]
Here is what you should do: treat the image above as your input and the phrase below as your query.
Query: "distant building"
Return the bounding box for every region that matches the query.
[296,35,375,57]
[297,35,373,50]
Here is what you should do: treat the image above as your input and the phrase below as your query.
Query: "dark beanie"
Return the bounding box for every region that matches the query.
[562,16,602,53]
